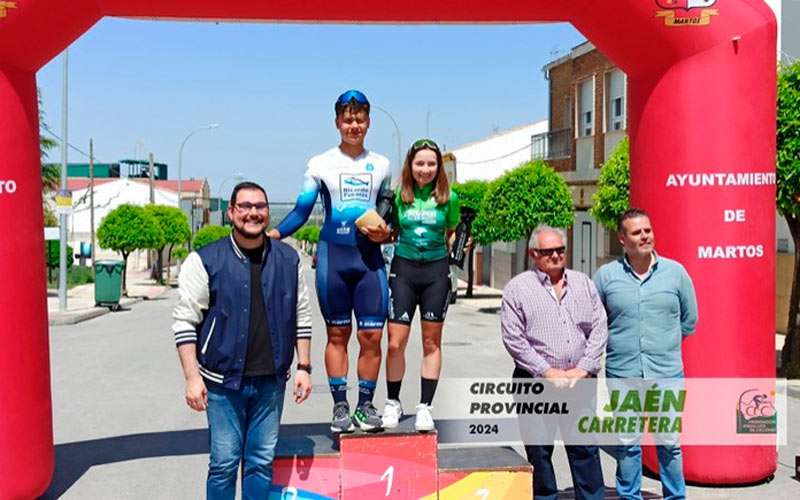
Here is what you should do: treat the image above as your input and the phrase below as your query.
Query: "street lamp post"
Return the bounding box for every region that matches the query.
[177,123,220,206]
[217,172,245,202]
[372,105,402,171]
[217,172,244,225]
[58,48,69,312]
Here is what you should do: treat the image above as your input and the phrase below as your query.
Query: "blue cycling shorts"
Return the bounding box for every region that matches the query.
[315,239,388,330]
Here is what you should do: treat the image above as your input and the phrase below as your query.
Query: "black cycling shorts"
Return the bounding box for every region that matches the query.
[388,256,452,325]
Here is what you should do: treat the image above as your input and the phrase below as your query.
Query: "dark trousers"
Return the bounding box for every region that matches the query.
[514,366,604,500]
[524,443,604,500]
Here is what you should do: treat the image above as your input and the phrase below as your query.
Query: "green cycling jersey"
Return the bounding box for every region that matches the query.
[392,183,460,262]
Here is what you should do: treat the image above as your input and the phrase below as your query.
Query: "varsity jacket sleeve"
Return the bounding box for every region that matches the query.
[172,251,209,347]
[296,258,312,340]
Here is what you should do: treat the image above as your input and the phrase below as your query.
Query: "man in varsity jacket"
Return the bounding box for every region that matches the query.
[172,181,313,500]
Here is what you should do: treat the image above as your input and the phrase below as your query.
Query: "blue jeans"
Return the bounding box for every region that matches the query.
[206,375,286,500]
[614,444,685,500]
[605,376,685,500]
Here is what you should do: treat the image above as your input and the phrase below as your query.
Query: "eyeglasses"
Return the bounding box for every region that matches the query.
[235,202,269,213]
[336,89,370,107]
[412,138,440,151]
[534,246,566,257]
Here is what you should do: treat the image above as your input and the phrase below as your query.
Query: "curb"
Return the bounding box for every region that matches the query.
[784,379,800,400]
[48,296,147,326]
[49,307,109,326]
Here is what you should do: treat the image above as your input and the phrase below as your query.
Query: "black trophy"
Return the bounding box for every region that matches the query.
[376,186,394,224]
[449,206,477,269]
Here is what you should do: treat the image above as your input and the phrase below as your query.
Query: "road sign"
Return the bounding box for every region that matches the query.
[44,227,59,240]
[55,189,72,215]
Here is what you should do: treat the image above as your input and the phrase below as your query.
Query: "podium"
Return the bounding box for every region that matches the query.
[271,419,532,499]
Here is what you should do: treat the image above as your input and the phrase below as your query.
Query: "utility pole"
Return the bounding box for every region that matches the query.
[89,139,95,280]
[58,48,69,311]
[149,153,155,204]
[148,153,156,277]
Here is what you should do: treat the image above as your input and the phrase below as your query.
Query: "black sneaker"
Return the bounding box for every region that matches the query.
[352,401,383,432]
[331,401,355,433]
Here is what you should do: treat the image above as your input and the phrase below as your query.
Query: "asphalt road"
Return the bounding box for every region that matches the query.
[43,258,800,498]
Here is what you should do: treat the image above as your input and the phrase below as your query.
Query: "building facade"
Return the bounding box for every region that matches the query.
[66,177,209,270]
[535,41,625,277]
[446,121,549,289]
[540,8,799,331]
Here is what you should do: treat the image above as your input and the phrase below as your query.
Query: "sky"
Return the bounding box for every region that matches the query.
[37,18,586,202]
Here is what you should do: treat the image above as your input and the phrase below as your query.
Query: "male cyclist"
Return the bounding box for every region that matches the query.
[268,90,391,432]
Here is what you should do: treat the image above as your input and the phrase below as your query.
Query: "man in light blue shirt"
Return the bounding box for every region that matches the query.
[594,208,698,500]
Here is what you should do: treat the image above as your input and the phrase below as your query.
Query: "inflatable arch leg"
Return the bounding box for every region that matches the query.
[0,64,54,499]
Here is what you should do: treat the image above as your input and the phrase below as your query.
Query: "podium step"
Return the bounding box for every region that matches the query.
[340,429,438,498]
[436,447,532,499]
[269,421,532,499]
[273,422,341,499]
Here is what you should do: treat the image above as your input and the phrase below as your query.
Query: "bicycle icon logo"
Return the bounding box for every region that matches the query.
[738,389,776,419]
[736,388,777,434]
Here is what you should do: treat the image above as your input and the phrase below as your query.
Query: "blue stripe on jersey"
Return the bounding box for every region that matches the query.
[276,176,319,237]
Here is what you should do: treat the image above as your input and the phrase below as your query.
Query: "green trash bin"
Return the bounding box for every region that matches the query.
[94,260,124,310]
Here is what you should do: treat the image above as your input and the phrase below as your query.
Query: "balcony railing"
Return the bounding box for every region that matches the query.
[531,128,572,161]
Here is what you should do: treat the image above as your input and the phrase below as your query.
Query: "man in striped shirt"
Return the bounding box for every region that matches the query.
[501,225,607,500]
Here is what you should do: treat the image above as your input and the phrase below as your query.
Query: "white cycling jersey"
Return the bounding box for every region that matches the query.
[276,146,391,247]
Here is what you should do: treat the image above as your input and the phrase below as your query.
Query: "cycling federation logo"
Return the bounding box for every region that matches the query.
[656,0,718,27]
[736,388,777,434]
[0,1,18,19]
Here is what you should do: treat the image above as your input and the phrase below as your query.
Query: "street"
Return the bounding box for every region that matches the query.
[44,258,800,498]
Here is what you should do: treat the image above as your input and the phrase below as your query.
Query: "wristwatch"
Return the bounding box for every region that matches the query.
[296,363,312,374]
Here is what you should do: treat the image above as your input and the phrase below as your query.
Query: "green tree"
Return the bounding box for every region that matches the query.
[45,240,73,284]
[293,225,321,255]
[778,61,800,377]
[194,225,231,250]
[476,160,574,257]
[39,89,58,162]
[452,180,491,297]
[305,225,320,244]
[590,137,630,232]
[452,180,491,244]
[294,225,310,242]
[172,245,189,262]
[97,204,164,294]
[39,89,60,227]
[145,205,191,284]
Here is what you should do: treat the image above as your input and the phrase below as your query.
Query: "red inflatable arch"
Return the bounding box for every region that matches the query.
[0,1,777,496]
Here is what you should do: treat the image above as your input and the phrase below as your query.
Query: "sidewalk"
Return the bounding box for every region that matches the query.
[453,280,503,313]
[47,268,170,326]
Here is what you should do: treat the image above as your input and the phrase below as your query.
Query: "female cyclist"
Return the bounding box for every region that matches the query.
[382,138,461,432]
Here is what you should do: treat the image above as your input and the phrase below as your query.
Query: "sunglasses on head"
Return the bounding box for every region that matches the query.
[336,90,369,107]
[412,138,440,151]
[534,246,566,257]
